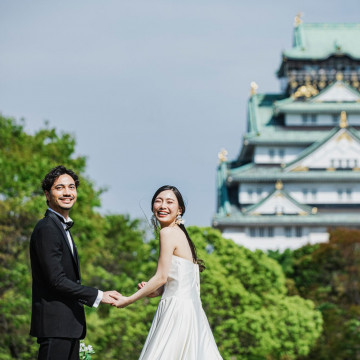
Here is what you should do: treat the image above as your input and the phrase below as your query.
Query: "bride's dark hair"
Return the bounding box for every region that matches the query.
[151,185,205,272]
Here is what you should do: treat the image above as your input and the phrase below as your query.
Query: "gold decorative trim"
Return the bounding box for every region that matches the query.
[218,148,228,163]
[339,111,348,128]
[293,84,318,99]
[336,132,352,142]
[292,165,309,172]
[275,180,283,190]
[336,72,344,81]
[294,12,303,27]
[312,207,318,214]
[250,81,258,96]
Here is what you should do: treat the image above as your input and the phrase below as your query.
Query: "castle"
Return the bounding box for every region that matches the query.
[213,18,360,251]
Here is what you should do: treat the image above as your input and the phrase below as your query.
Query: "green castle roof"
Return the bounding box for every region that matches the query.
[243,188,313,215]
[243,91,356,147]
[283,23,360,60]
[274,99,360,114]
[228,164,360,183]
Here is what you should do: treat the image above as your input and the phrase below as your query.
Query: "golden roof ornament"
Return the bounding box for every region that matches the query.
[250,81,258,96]
[294,12,303,27]
[339,111,348,128]
[218,148,228,163]
[293,84,318,99]
[336,72,344,81]
[318,80,326,89]
[275,180,283,190]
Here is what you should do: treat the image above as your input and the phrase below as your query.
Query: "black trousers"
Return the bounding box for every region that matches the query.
[37,337,80,360]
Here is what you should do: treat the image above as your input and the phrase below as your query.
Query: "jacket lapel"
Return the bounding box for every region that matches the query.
[70,233,81,280]
[45,210,80,276]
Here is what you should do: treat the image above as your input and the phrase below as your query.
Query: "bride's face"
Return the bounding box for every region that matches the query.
[153,190,181,227]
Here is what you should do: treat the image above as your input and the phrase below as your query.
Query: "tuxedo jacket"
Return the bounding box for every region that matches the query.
[30,209,98,339]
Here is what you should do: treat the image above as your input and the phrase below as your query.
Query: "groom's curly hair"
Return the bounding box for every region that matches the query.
[42,165,80,192]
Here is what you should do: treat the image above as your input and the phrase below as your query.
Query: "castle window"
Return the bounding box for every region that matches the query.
[332,114,338,124]
[250,228,256,237]
[346,189,352,200]
[337,189,343,200]
[311,189,317,200]
[303,189,308,199]
[269,149,275,159]
[311,114,317,123]
[285,227,291,237]
[302,114,308,124]
[259,228,265,237]
[268,227,274,237]
[295,227,302,237]
[279,149,285,159]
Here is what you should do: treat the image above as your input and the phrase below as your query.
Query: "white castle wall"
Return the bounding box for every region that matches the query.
[239,183,360,205]
[222,226,329,251]
[285,113,360,126]
[254,146,305,164]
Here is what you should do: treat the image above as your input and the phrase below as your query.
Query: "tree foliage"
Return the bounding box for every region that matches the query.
[0,114,322,359]
[269,228,360,360]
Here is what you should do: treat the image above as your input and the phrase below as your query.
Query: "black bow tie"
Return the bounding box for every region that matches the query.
[53,212,74,231]
[64,221,74,231]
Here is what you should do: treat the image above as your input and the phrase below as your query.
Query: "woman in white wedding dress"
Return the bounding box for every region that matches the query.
[111,185,223,360]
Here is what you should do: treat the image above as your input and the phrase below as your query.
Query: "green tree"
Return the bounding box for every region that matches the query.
[0,114,322,359]
[0,115,91,359]
[0,115,153,359]
[269,229,360,360]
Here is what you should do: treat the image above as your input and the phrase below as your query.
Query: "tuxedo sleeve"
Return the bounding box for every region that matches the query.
[33,222,98,307]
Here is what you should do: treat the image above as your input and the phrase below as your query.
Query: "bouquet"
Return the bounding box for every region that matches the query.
[79,341,95,360]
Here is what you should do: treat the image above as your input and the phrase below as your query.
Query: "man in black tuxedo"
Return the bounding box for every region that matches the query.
[30,165,120,360]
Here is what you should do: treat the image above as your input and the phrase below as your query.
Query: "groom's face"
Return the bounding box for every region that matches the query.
[45,174,78,216]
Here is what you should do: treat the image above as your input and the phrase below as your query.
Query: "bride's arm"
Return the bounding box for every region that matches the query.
[138,282,164,297]
[112,228,176,307]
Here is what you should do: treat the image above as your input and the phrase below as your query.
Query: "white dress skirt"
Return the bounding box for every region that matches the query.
[139,255,223,360]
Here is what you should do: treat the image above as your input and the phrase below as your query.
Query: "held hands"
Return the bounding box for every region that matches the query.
[110,295,131,308]
[101,290,122,304]
[105,281,163,309]
[101,290,130,308]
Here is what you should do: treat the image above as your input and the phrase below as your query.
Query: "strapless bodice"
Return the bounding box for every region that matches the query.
[161,255,200,300]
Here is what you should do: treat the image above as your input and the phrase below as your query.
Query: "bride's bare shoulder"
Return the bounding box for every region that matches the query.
[159,226,183,237]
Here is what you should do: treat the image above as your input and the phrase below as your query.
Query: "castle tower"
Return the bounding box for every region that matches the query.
[213,19,360,251]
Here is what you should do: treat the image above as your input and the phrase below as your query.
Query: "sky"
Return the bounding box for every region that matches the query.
[1,0,359,226]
